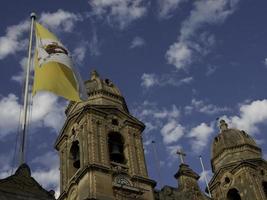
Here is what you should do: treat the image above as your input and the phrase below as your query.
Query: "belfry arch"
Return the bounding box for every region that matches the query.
[69,140,80,177]
[227,188,241,200]
[263,181,267,198]
[108,132,125,164]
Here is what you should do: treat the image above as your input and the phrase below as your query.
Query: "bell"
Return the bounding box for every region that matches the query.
[73,158,80,169]
[110,144,124,163]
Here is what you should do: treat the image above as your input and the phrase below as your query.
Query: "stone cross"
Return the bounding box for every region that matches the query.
[177,148,186,164]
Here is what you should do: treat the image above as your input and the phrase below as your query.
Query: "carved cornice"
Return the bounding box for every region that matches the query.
[209,158,266,188]
[131,175,156,187]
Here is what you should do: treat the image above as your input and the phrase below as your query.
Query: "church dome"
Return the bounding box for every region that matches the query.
[211,120,262,172]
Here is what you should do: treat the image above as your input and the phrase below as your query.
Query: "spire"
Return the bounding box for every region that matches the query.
[90,70,100,80]
[219,119,228,132]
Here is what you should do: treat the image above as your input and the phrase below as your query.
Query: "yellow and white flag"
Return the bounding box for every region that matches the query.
[33,22,87,102]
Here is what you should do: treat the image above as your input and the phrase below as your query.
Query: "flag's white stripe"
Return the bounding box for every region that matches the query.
[36,38,87,100]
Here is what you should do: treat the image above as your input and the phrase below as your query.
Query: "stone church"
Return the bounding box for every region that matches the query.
[0,71,267,200]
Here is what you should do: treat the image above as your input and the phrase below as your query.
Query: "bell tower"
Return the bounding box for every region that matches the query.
[55,71,156,200]
[209,120,267,200]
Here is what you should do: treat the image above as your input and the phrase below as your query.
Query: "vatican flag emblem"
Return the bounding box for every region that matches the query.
[33,22,86,102]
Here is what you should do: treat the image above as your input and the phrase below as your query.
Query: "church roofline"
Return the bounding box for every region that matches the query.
[0,163,55,199]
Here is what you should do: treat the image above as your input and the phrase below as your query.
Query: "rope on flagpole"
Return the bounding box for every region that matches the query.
[19,12,36,165]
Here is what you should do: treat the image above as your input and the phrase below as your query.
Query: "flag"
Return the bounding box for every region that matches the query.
[33,22,87,102]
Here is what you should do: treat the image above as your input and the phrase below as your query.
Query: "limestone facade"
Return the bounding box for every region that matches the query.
[55,71,155,200]
[209,120,267,200]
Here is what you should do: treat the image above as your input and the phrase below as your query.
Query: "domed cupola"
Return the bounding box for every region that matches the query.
[211,120,262,172]
[65,70,129,116]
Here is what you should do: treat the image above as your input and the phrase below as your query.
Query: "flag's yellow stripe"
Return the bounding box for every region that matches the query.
[33,60,80,102]
[35,22,58,40]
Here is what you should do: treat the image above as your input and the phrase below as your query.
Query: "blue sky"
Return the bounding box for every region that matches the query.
[0,0,267,197]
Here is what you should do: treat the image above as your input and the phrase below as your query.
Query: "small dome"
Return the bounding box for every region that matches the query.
[212,128,258,159]
[211,120,261,172]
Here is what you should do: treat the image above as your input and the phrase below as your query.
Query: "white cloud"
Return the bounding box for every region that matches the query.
[264,58,267,67]
[136,102,180,122]
[185,98,229,115]
[0,10,81,61]
[141,73,193,88]
[11,57,29,83]
[33,168,60,197]
[166,0,239,70]
[31,92,66,131]
[188,122,214,153]
[225,99,267,135]
[161,119,184,144]
[31,151,60,198]
[89,0,147,29]
[141,73,159,88]
[40,9,82,32]
[180,0,239,41]
[73,43,87,65]
[0,21,29,60]
[158,0,186,19]
[180,76,193,84]
[0,94,21,137]
[132,101,182,153]
[206,65,218,76]
[130,36,145,48]
[0,92,66,138]
[89,29,101,56]
[166,41,192,70]
[31,151,58,169]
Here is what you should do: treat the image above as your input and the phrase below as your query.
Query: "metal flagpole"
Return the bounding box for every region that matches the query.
[199,155,212,198]
[19,12,36,165]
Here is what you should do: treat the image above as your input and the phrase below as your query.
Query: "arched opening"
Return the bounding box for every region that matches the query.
[70,141,80,169]
[108,132,125,164]
[227,188,241,200]
[263,181,267,197]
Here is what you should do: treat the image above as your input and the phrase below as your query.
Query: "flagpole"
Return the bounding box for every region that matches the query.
[19,12,36,165]
[199,155,212,198]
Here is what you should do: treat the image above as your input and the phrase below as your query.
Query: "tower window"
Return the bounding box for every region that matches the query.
[263,182,267,197]
[225,177,230,184]
[70,141,80,169]
[227,188,241,200]
[108,132,125,164]
[112,119,119,126]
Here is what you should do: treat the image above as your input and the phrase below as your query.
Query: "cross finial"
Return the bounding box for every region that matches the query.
[177,148,186,164]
